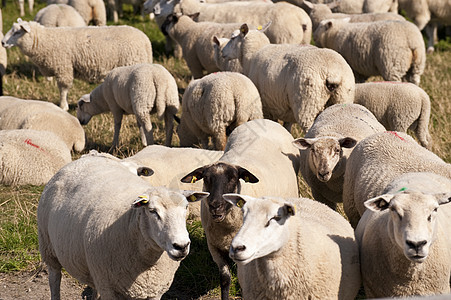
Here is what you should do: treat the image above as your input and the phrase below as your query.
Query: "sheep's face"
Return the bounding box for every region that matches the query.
[222,30,242,61]
[365,190,451,263]
[293,136,356,182]
[225,194,295,264]
[2,19,31,49]
[76,94,93,125]
[180,162,258,222]
[133,188,208,261]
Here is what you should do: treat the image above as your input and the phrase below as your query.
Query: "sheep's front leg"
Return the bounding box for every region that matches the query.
[57,84,70,111]
[112,113,124,149]
[56,73,73,111]
[164,109,175,147]
[48,265,62,300]
[210,247,232,300]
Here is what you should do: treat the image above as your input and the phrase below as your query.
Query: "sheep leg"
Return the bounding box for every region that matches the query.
[136,113,154,146]
[48,265,62,300]
[57,83,70,111]
[210,248,231,300]
[164,109,174,147]
[212,127,227,150]
[424,23,437,54]
[112,114,124,149]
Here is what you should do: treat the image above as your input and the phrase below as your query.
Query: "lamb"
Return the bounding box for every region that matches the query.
[0,129,72,186]
[354,81,432,148]
[37,154,209,299]
[222,23,355,132]
[77,63,178,149]
[397,0,451,53]
[343,131,451,228]
[293,103,385,210]
[161,14,248,78]
[224,194,361,299]
[1,19,153,111]
[213,36,242,72]
[34,4,86,27]
[177,72,263,150]
[302,0,404,31]
[180,119,300,300]
[68,0,106,25]
[313,18,426,85]
[355,172,451,297]
[0,96,85,152]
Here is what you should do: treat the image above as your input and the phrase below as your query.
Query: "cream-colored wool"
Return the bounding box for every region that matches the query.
[226,194,361,299]
[177,72,263,150]
[0,129,72,185]
[294,103,385,209]
[343,131,451,228]
[2,19,153,111]
[77,63,178,148]
[356,172,451,297]
[222,24,355,132]
[34,4,86,27]
[0,96,85,152]
[37,155,207,299]
[355,82,432,148]
[68,0,106,25]
[313,18,426,85]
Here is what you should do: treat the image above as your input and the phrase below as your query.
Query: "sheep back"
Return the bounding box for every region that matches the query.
[34,4,86,27]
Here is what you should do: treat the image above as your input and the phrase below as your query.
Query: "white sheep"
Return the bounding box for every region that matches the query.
[313,18,426,85]
[2,19,153,111]
[356,172,451,297]
[38,154,208,299]
[222,23,355,132]
[331,0,397,13]
[343,131,451,228]
[224,194,361,299]
[302,0,404,31]
[77,63,179,149]
[213,36,242,72]
[34,4,86,27]
[18,0,34,16]
[161,14,247,78]
[0,96,85,152]
[180,119,300,300]
[0,129,72,186]
[397,0,451,53]
[68,0,106,25]
[354,81,432,148]
[177,72,263,150]
[293,103,385,210]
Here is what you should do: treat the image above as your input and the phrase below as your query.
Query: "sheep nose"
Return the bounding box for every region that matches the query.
[318,171,330,181]
[231,244,246,254]
[406,240,427,252]
[173,242,190,252]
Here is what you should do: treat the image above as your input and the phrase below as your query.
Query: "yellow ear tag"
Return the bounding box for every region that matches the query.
[244,176,250,182]
[132,194,149,207]
[237,199,245,208]
[287,205,296,215]
[189,195,197,202]
[191,175,197,184]
[257,25,262,30]
[241,27,246,33]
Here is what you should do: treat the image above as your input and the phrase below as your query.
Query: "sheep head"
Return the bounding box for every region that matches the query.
[225,194,295,264]
[2,18,32,49]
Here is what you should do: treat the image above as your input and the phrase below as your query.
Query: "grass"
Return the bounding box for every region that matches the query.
[0,1,450,299]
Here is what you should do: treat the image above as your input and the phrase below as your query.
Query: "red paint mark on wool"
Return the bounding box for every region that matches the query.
[386,131,405,141]
[24,139,44,151]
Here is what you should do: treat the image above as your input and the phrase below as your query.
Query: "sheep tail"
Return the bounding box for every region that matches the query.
[406,47,425,86]
[415,92,432,148]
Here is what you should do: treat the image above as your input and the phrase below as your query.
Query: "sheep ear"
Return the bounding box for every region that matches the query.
[212,35,220,46]
[258,21,271,32]
[364,194,395,212]
[436,193,451,206]
[188,12,200,20]
[223,193,252,208]
[283,203,296,216]
[20,21,31,33]
[238,167,259,183]
[240,23,249,36]
[137,167,154,177]
[132,194,150,208]
[182,191,209,202]
[339,137,357,149]
[301,0,313,13]
[292,138,315,150]
[180,166,205,183]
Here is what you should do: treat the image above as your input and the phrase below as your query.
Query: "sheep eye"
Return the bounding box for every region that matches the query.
[390,207,402,221]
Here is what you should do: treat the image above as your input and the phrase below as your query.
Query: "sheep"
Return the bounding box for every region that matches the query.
[34,4,86,27]
[180,119,300,300]
[37,154,209,299]
[68,0,106,25]
[213,36,242,72]
[2,19,153,111]
[224,193,361,299]
[302,0,404,31]
[222,23,355,132]
[355,172,451,297]
[77,63,178,149]
[343,131,451,228]
[161,14,248,78]
[18,0,34,16]
[0,96,85,152]
[0,129,72,186]
[313,18,426,85]
[397,0,451,53]
[150,0,313,46]
[177,72,263,150]
[293,103,385,210]
[354,81,432,148]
